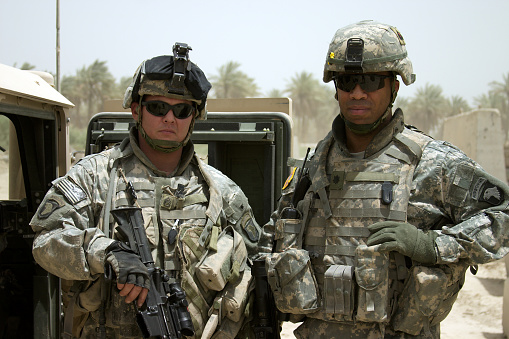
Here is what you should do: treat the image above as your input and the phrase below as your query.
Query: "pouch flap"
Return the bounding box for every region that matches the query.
[354,245,389,290]
[267,248,311,288]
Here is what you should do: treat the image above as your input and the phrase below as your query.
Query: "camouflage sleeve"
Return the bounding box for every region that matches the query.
[257,168,299,258]
[30,155,114,281]
[410,140,509,265]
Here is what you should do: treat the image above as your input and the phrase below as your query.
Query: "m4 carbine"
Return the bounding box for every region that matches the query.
[110,207,194,339]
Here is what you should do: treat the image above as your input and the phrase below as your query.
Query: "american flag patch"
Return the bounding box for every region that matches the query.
[54,178,87,205]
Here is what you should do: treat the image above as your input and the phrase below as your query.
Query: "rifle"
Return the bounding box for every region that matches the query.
[252,259,282,339]
[110,206,194,339]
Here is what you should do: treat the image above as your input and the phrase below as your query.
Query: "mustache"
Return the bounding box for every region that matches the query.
[346,100,372,108]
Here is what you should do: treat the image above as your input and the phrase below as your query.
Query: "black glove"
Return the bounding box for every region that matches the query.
[367,221,438,265]
[104,241,150,289]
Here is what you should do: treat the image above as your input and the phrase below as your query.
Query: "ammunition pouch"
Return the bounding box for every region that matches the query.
[392,262,468,336]
[323,265,355,321]
[222,266,253,322]
[196,226,248,291]
[354,245,390,323]
[320,245,390,323]
[266,248,319,314]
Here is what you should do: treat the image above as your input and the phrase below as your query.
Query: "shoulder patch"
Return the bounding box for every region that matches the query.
[282,167,297,190]
[54,177,87,205]
[38,196,66,219]
[472,177,504,205]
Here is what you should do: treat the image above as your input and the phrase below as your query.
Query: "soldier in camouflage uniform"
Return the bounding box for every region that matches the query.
[260,20,509,338]
[30,44,261,338]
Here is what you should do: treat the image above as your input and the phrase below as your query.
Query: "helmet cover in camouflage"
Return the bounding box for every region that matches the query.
[123,45,211,120]
[323,20,416,86]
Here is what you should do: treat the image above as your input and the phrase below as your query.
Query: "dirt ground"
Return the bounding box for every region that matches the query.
[280,259,507,338]
[1,158,507,338]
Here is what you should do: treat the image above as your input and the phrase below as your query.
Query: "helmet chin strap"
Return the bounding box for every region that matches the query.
[136,100,196,153]
[340,78,398,135]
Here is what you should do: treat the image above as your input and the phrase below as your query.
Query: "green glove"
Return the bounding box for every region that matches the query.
[367,221,438,265]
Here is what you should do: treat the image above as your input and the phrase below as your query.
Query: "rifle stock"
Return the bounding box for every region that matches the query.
[252,259,281,339]
[110,207,194,339]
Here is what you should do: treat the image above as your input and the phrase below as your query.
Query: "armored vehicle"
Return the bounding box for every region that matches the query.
[0,63,73,338]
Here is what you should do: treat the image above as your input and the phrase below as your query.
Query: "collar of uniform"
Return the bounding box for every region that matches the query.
[365,108,405,158]
[332,109,405,158]
[128,127,195,177]
[175,141,195,176]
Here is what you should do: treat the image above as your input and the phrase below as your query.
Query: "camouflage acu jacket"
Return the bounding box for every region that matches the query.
[30,128,261,338]
[260,109,509,338]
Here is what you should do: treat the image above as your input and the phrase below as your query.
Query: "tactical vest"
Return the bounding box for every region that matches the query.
[273,127,433,325]
[68,144,252,339]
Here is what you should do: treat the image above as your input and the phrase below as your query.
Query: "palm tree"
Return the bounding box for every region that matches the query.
[285,71,338,144]
[60,60,116,128]
[405,83,448,135]
[489,73,509,105]
[487,73,509,138]
[114,76,134,100]
[60,74,85,126]
[394,96,410,115]
[446,96,471,117]
[209,61,260,98]
[78,60,116,119]
[266,89,285,98]
[19,62,36,70]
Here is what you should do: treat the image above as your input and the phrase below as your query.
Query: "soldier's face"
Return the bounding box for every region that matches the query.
[336,72,399,126]
[132,95,194,143]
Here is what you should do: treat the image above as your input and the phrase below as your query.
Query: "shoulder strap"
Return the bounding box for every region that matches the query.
[102,158,119,237]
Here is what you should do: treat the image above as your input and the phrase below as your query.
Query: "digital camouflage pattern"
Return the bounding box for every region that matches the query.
[31,128,261,339]
[323,20,416,85]
[122,58,210,120]
[259,110,509,338]
[266,248,319,314]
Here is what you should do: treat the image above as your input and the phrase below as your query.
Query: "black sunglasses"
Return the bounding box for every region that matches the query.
[141,100,195,119]
[334,74,394,93]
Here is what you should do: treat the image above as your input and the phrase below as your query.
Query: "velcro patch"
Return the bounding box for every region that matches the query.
[472,177,504,205]
[38,196,66,219]
[54,177,87,205]
[282,167,297,190]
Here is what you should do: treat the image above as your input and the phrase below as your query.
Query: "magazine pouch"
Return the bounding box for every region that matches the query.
[266,248,319,314]
[354,245,390,323]
[323,265,355,320]
[392,265,448,336]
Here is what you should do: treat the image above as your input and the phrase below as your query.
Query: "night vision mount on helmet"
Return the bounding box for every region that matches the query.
[123,42,212,153]
[123,42,211,120]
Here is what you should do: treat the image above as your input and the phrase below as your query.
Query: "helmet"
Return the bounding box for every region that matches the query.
[123,42,211,120]
[323,20,415,86]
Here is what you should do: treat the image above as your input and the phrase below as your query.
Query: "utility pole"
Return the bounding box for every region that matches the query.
[56,0,60,91]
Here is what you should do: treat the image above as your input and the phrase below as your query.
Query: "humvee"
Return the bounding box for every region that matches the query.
[0,63,73,338]
[0,63,292,338]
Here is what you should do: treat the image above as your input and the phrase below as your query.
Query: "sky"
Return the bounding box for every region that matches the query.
[1,0,508,106]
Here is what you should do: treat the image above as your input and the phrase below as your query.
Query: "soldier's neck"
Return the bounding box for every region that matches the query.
[139,138,182,175]
[345,123,385,153]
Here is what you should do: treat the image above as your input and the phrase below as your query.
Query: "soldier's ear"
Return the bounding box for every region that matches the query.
[131,102,140,121]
